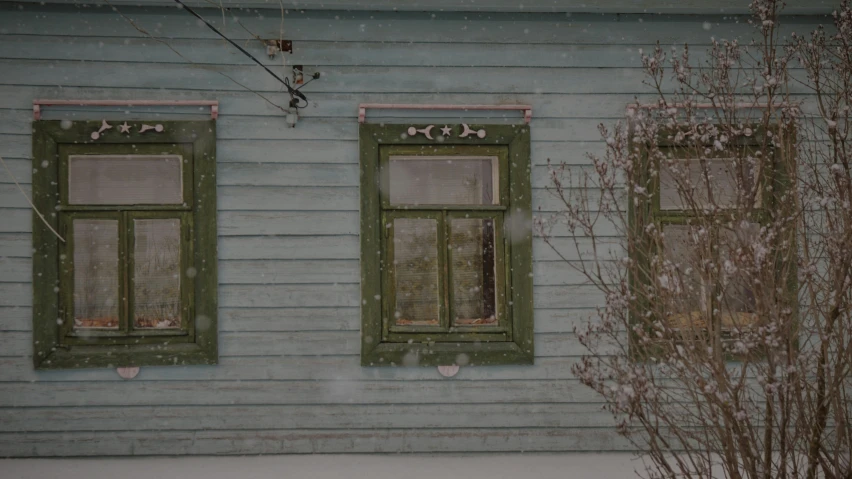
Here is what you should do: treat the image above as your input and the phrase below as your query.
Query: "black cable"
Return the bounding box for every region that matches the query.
[172,0,307,104]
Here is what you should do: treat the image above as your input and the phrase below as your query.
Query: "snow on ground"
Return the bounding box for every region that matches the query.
[1,453,642,479]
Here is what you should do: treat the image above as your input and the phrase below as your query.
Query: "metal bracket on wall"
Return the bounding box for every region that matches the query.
[265,39,293,59]
[33,100,220,120]
[358,103,533,124]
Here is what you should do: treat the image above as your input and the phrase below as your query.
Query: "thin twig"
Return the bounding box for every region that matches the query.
[0,154,65,243]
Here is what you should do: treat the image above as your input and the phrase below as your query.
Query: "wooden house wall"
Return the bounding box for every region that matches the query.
[0,3,826,456]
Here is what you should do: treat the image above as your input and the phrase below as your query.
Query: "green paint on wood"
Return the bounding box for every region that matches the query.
[31,120,218,369]
[359,124,533,366]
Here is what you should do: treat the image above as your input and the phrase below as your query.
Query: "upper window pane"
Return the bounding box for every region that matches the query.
[659,158,754,211]
[68,155,183,205]
[388,156,498,206]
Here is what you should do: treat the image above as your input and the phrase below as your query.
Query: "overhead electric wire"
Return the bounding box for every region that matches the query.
[172,0,308,106]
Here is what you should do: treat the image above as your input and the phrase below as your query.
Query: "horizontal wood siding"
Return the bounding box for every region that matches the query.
[0,3,825,456]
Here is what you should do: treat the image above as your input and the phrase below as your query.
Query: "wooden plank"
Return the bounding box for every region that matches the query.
[216,282,605,309]
[0,35,708,67]
[0,183,620,213]
[218,210,615,237]
[0,86,661,118]
[0,233,30,256]
[1,158,620,193]
[218,139,357,164]
[0,0,835,14]
[0,135,30,161]
[0,305,602,335]
[0,7,826,42]
[217,140,609,166]
[216,185,357,211]
[0,158,29,184]
[0,185,31,208]
[220,307,359,332]
[0,257,29,283]
[0,306,31,332]
[219,211,359,236]
[0,403,614,432]
[0,354,607,382]
[0,61,664,95]
[216,259,600,286]
[0,330,603,357]
[219,284,361,308]
[0,114,622,143]
[0,378,603,407]
[2,86,821,121]
[0,427,631,456]
[218,236,359,260]
[0,283,29,307]
[219,259,359,285]
[20,185,591,213]
[218,163,358,187]
[535,285,606,309]
[0,136,613,168]
[217,236,622,261]
[207,331,590,357]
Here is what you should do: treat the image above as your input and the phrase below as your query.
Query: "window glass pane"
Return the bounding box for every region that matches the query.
[392,218,440,327]
[134,219,181,329]
[388,156,498,205]
[73,219,119,329]
[719,222,760,331]
[450,218,498,326]
[660,158,753,210]
[68,155,182,205]
[661,224,707,330]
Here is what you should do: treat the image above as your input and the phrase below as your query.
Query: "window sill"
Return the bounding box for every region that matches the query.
[33,342,217,370]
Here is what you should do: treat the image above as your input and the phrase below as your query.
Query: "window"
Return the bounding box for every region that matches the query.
[359,124,533,366]
[630,126,794,355]
[32,120,218,369]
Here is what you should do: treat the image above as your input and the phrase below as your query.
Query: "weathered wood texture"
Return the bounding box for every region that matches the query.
[0,0,838,14]
[0,4,826,456]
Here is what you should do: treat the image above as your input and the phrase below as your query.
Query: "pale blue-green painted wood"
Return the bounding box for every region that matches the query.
[0,6,831,41]
[0,428,634,456]
[0,3,828,457]
[0,330,610,358]
[0,306,596,335]
[0,0,838,15]
[0,403,617,430]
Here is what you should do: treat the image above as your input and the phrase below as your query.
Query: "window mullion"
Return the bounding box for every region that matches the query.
[120,210,131,334]
[440,210,450,330]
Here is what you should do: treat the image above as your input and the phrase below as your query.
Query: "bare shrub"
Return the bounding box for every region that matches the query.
[539,1,852,477]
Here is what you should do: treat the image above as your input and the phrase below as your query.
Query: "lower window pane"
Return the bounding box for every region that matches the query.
[393,218,440,327]
[450,218,497,326]
[660,224,707,330]
[719,222,760,331]
[134,219,181,329]
[73,219,119,329]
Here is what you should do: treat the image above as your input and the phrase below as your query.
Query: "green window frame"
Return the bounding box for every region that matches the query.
[629,126,796,358]
[31,120,218,369]
[359,124,533,367]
